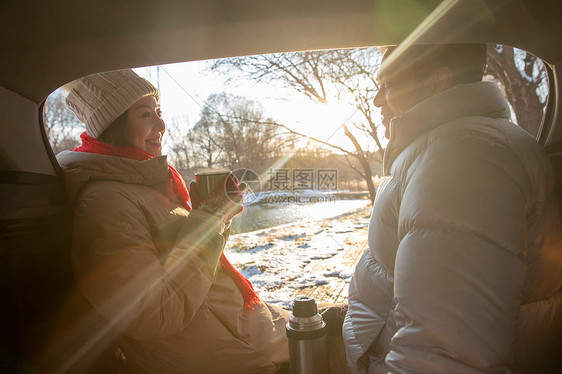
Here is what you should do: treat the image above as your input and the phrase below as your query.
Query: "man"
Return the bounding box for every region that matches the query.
[342,44,562,373]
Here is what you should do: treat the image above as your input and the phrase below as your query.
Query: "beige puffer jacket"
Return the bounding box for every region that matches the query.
[56,151,290,374]
[342,82,562,373]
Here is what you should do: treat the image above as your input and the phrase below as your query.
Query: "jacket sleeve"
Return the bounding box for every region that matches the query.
[72,186,226,340]
[386,131,531,373]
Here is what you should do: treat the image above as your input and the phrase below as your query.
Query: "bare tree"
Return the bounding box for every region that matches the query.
[214,52,334,104]
[194,93,287,172]
[43,90,84,154]
[486,45,548,137]
[164,115,195,176]
[191,112,224,169]
[343,125,377,203]
[212,48,384,203]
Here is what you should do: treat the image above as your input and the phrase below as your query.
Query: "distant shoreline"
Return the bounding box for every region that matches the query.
[249,190,370,205]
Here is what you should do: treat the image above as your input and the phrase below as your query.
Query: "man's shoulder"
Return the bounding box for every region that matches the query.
[430,116,513,140]
[426,116,544,156]
[416,116,554,188]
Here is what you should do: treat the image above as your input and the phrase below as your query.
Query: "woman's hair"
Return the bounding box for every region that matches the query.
[97,110,129,145]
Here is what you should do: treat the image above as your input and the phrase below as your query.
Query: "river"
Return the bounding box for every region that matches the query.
[230,199,370,234]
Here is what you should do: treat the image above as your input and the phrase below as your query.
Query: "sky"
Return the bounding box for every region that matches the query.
[134,57,384,153]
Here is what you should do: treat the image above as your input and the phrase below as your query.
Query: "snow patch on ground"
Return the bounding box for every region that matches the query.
[225,202,371,309]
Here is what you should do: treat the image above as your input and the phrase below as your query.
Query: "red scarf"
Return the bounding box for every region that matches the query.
[74,132,260,310]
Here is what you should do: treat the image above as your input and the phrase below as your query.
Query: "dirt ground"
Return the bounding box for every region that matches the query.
[289,207,370,304]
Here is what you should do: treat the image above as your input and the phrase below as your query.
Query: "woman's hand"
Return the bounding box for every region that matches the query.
[188,175,245,222]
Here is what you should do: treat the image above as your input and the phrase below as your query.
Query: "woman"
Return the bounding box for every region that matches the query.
[56,69,290,373]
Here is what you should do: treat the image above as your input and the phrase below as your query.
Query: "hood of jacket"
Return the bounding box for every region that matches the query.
[384,81,512,174]
[56,150,173,203]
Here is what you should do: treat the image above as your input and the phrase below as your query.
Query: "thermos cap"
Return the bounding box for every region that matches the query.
[292,295,318,317]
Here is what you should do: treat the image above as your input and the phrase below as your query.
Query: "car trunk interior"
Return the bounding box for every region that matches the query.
[1,1,561,372]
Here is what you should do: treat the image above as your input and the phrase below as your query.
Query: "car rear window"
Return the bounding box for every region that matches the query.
[42,44,550,306]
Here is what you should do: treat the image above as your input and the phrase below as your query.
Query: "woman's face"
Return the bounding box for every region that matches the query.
[123,96,165,156]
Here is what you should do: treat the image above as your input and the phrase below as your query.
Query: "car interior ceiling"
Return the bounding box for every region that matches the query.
[1,1,561,373]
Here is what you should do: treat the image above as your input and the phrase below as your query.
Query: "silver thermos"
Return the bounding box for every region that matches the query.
[286,296,329,374]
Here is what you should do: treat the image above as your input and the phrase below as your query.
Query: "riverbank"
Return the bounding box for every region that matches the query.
[224,202,372,310]
[231,198,369,234]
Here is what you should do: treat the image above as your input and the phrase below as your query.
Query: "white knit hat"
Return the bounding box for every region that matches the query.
[65,69,159,138]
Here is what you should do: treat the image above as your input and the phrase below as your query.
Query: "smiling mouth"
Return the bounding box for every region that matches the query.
[146,136,162,146]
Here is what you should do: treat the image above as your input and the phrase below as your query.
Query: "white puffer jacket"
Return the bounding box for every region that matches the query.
[342,82,562,373]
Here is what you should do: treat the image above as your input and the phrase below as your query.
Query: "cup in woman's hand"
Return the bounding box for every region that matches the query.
[192,169,244,221]
[195,169,233,199]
